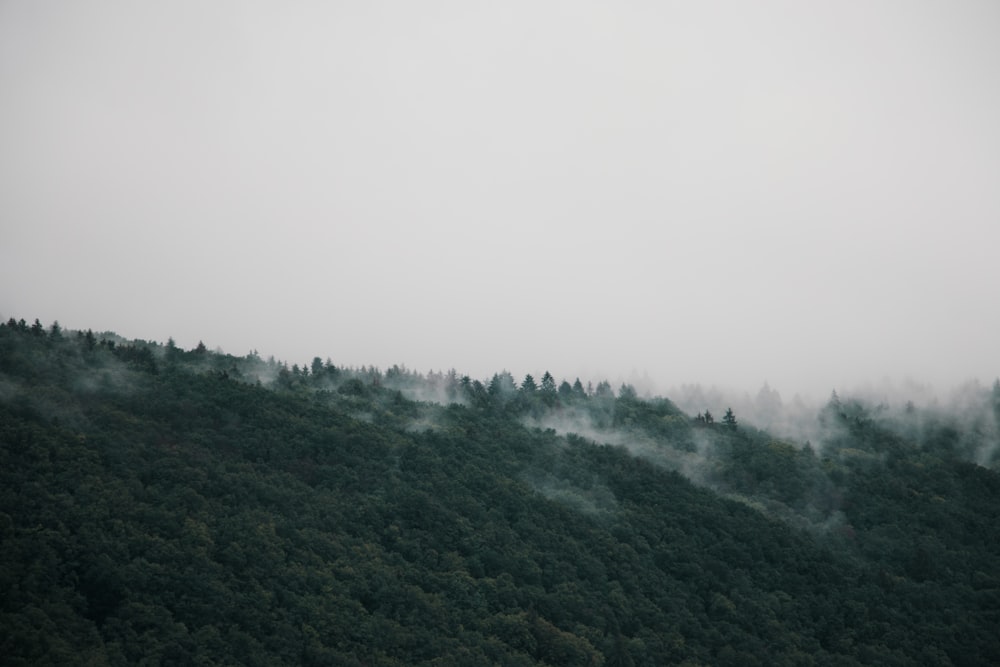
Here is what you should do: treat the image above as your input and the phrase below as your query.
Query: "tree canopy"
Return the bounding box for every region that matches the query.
[1,318,999,665]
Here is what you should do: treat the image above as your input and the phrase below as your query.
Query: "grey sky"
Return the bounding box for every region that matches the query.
[2,1,998,399]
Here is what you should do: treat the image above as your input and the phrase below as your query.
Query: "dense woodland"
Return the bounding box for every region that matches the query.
[2,318,999,666]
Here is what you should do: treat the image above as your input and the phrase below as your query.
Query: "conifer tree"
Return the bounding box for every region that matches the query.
[723,407,737,429]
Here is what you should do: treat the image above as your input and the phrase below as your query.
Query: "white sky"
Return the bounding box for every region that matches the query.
[2,1,998,399]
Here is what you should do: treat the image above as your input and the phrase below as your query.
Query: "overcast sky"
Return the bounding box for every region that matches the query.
[2,1,998,399]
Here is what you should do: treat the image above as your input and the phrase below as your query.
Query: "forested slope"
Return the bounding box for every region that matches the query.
[1,319,998,665]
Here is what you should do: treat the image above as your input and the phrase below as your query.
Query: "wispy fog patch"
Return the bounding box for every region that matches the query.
[72,366,140,397]
[521,470,617,517]
[722,489,851,537]
[883,380,1000,467]
[401,405,452,434]
[668,378,1000,463]
[525,403,850,534]
[669,382,826,446]
[523,407,628,449]
[241,356,283,388]
[673,429,718,487]
[394,383,466,408]
[384,368,468,407]
[0,371,91,429]
[523,403,718,491]
[402,418,441,434]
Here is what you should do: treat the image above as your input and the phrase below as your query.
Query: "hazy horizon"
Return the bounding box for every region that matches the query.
[3,1,998,402]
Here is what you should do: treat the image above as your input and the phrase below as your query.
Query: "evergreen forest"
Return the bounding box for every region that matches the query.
[2,317,999,666]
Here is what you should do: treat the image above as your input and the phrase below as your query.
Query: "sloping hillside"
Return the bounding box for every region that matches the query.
[2,319,998,665]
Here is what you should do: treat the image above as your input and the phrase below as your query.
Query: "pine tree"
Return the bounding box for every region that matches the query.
[723,407,737,429]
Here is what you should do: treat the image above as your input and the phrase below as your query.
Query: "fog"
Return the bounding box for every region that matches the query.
[2,1,998,401]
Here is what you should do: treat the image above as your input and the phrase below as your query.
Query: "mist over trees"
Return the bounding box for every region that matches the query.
[2,318,999,665]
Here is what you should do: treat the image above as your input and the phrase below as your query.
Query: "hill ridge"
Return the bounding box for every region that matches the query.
[2,317,999,665]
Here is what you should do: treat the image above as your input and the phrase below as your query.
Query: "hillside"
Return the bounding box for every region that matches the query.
[2,318,999,666]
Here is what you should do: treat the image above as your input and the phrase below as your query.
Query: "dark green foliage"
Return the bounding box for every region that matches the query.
[1,319,999,665]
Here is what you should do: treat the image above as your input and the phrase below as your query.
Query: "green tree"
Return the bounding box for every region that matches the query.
[540,372,556,394]
[489,371,517,395]
[165,336,179,361]
[540,372,557,407]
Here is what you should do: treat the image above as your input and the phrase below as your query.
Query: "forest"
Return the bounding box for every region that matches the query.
[1,317,999,666]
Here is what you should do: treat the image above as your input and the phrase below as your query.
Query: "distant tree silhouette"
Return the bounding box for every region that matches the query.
[594,381,614,398]
[540,372,557,406]
[488,371,517,398]
[723,407,737,429]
